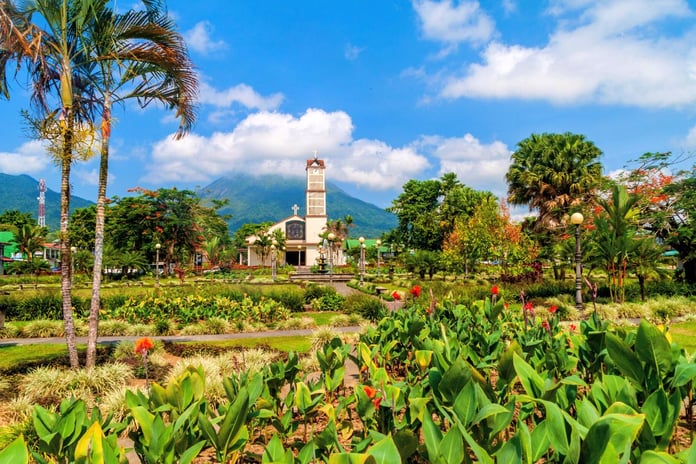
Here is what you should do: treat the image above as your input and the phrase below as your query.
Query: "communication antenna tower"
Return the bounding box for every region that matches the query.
[38,179,46,227]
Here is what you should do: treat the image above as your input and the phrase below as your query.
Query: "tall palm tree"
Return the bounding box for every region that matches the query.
[13,224,46,261]
[1,0,100,368]
[82,1,197,367]
[506,132,603,230]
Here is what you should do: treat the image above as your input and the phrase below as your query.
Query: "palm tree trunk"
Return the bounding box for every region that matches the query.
[61,110,79,369]
[86,102,111,368]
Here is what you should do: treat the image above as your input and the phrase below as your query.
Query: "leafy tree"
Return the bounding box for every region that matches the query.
[0,210,34,231]
[1,0,100,369]
[388,173,493,251]
[630,238,670,302]
[13,224,46,261]
[388,179,442,251]
[232,222,274,251]
[665,173,696,283]
[82,0,197,368]
[506,132,603,230]
[588,184,640,303]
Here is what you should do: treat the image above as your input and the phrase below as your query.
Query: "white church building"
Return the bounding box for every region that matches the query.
[243,155,344,268]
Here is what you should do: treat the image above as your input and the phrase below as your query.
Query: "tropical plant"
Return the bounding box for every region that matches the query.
[506,132,603,230]
[83,0,198,368]
[0,0,101,368]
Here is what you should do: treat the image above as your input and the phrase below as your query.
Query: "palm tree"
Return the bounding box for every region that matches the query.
[631,238,670,302]
[506,132,603,230]
[13,224,46,261]
[83,1,197,368]
[1,0,100,368]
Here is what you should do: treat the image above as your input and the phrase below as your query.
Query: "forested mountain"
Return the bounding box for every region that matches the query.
[0,173,93,230]
[199,174,397,238]
[0,173,397,238]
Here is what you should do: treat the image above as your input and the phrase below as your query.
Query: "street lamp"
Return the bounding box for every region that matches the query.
[376,239,381,278]
[271,244,277,282]
[570,212,584,311]
[327,232,335,284]
[70,246,76,287]
[155,243,161,288]
[358,236,365,286]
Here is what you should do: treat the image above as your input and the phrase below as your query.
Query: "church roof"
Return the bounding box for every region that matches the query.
[307,158,325,168]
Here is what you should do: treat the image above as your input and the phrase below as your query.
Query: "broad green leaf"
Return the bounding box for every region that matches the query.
[671,362,696,388]
[636,320,673,379]
[439,427,464,464]
[74,422,105,464]
[641,388,672,439]
[438,357,472,404]
[605,332,644,385]
[580,412,645,464]
[328,453,376,464]
[422,411,442,463]
[366,436,402,464]
[540,400,569,455]
[0,436,29,464]
[639,450,681,464]
[452,380,477,427]
[513,354,544,398]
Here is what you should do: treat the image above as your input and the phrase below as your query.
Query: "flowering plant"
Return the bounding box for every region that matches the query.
[135,337,154,390]
[409,285,421,298]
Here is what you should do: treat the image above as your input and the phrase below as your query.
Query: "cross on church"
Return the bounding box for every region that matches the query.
[292,204,300,216]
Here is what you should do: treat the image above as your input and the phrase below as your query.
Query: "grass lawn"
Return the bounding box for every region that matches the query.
[0,343,85,371]
[302,311,341,326]
[193,336,312,353]
[669,321,696,355]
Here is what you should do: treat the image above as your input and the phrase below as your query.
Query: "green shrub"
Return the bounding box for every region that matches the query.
[342,293,386,321]
[266,287,306,312]
[304,283,336,303]
[311,293,345,312]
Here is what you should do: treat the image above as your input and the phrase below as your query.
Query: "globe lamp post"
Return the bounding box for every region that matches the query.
[571,212,584,311]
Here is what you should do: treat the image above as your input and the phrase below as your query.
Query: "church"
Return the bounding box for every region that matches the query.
[243,154,343,268]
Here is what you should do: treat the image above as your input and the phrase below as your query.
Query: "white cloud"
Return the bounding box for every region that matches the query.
[432,0,696,107]
[73,168,115,187]
[683,125,696,149]
[144,108,430,191]
[199,82,284,111]
[416,133,511,197]
[345,43,365,60]
[184,21,227,55]
[0,140,50,174]
[413,0,495,47]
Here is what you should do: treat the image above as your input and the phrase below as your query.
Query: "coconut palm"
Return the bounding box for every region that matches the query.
[506,132,603,230]
[1,0,101,368]
[13,224,46,261]
[83,0,197,368]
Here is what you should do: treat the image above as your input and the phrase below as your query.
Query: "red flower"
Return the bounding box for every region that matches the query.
[391,291,401,300]
[410,285,422,298]
[541,320,550,330]
[372,397,382,408]
[363,385,377,399]
[491,285,499,295]
[569,323,577,332]
[135,337,154,355]
[549,305,558,314]
[504,303,510,309]
[524,302,533,312]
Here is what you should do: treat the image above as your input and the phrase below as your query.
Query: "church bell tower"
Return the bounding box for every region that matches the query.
[305,152,327,245]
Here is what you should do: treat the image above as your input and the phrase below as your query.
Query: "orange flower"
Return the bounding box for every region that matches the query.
[135,337,154,355]
[363,385,377,399]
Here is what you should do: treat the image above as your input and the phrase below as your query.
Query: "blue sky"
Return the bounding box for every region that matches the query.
[1,0,696,214]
